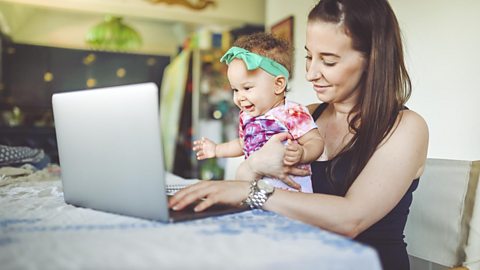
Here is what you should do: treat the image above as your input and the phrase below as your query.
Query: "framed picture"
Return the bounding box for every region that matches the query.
[271,16,294,44]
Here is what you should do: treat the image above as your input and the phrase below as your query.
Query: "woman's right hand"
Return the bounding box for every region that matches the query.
[239,133,310,190]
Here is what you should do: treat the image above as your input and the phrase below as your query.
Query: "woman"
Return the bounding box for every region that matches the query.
[170,0,428,269]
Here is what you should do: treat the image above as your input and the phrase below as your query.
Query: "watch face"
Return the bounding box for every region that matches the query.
[257,179,274,193]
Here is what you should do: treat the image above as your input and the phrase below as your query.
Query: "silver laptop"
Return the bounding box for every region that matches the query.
[52,82,246,222]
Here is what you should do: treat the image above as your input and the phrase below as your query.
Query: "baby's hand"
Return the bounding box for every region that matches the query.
[192,137,216,160]
[284,139,303,166]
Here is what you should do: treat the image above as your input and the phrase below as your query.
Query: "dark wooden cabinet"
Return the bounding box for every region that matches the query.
[49,46,89,92]
[0,43,170,164]
[3,43,170,110]
[5,44,51,110]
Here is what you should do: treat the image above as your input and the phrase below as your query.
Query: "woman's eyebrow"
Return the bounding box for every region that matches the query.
[304,46,340,58]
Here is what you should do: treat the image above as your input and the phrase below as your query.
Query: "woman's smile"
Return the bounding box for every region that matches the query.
[313,84,331,93]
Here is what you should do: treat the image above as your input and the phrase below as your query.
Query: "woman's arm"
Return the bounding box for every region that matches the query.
[171,110,428,238]
[171,110,427,238]
[263,110,429,237]
[172,128,265,210]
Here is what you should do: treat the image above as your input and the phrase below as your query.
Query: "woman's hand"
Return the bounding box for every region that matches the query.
[169,180,250,212]
[240,133,310,190]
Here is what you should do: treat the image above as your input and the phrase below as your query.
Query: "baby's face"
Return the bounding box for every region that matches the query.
[227,59,285,117]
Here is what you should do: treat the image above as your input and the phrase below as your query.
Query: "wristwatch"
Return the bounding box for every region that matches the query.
[243,179,275,209]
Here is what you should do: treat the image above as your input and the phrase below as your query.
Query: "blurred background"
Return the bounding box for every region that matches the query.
[0,0,267,179]
[0,0,479,181]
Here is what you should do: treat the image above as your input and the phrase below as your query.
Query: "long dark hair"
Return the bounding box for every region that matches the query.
[308,0,411,194]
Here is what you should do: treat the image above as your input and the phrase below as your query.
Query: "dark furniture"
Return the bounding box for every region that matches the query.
[0,42,170,164]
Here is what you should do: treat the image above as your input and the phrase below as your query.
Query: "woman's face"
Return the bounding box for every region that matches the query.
[305,21,367,106]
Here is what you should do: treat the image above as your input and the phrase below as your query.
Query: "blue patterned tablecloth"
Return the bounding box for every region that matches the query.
[0,167,382,270]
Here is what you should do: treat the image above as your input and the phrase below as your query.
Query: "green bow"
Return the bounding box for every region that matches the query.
[220,46,290,79]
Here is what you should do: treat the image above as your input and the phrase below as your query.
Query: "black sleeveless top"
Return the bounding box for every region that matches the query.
[311,103,418,270]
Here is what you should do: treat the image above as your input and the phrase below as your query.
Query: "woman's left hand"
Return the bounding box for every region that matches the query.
[168,180,251,212]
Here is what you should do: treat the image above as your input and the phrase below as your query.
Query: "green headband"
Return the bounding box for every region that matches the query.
[220,46,290,80]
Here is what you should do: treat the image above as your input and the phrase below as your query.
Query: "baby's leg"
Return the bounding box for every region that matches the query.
[262,175,313,193]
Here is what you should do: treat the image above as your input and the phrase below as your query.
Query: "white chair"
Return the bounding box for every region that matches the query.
[405,158,480,270]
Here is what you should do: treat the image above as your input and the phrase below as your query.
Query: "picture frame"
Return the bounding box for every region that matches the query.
[271,16,294,45]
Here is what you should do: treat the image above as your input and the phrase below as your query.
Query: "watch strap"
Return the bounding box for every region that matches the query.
[243,180,274,209]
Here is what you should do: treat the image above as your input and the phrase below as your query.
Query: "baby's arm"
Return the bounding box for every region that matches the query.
[284,128,324,165]
[193,137,244,160]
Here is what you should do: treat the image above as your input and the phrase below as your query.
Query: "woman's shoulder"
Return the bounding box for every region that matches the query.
[397,109,428,134]
[382,109,429,154]
[375,109,429,179]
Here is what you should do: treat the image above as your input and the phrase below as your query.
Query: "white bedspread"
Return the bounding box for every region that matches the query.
[0,165,381,270]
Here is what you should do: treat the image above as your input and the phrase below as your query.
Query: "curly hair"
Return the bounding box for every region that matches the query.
[232,32,293,79]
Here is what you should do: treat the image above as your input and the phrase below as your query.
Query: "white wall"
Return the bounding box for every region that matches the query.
[391,0,480,160]
[266,0,480,160]
[266,0,317,106]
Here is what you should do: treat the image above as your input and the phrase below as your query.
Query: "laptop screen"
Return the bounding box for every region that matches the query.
[52,83,170,221]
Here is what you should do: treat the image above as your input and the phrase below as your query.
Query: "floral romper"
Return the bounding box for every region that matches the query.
[239,101,317,192]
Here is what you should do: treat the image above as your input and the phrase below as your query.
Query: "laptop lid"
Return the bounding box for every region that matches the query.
[52,83,170,221]
[52,83,247,222]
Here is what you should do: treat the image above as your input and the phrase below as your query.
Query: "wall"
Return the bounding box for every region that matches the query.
[390,0,480,160]
[0,0,266,26]
[8,8,178,55]
[266,0,317,106]
[0,0,266,56]
[266,0,480,161]
[0,2,179,55]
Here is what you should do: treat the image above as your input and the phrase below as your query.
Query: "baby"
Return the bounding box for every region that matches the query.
[193,32,324,192]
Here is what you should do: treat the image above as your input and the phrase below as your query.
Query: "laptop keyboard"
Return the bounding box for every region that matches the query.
[166,184,191,195]
[165,172,200,195]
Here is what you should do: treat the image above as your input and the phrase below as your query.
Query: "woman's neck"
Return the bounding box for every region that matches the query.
[330,87,360,116]
[330,102,354,119]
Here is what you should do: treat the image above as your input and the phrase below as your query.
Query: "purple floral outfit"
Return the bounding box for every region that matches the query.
[238,101,317,192]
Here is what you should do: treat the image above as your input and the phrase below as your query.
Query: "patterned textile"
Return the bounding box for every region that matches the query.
[0,145,47,167]
[0,170,382,270]
[239,101,317,158]
[238,101,317,192]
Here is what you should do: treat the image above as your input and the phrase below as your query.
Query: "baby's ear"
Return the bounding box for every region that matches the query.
[273,76,287,95]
